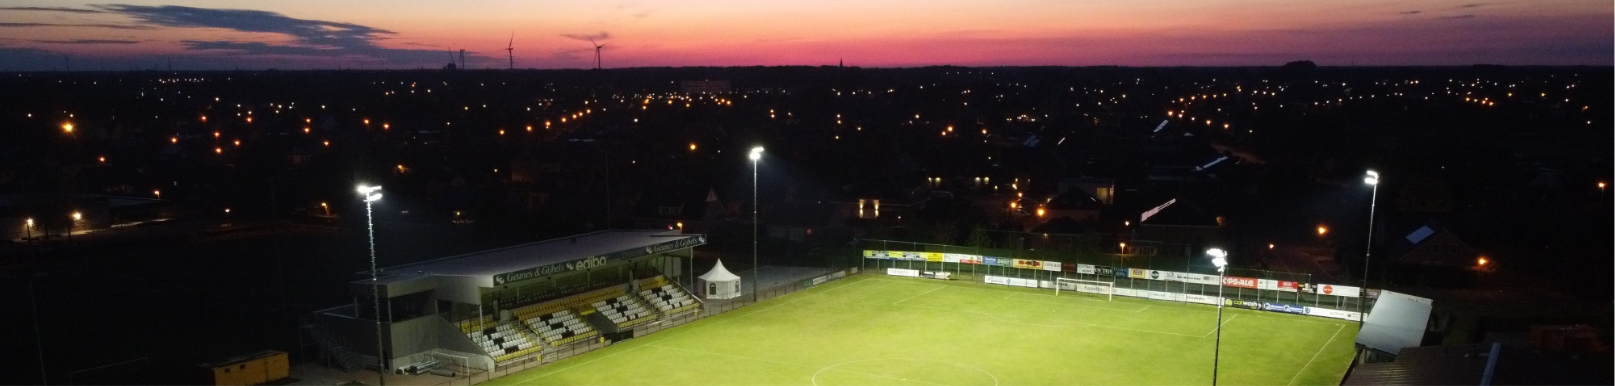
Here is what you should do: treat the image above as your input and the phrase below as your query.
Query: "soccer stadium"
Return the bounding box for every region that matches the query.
[300,230,1383,385]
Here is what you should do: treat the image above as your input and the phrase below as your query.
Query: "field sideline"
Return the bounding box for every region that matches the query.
[487,274,1359,385]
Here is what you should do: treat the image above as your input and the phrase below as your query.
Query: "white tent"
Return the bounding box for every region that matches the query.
[698,259,742,300]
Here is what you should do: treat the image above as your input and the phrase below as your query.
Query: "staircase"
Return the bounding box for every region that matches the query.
[301,324,364,372]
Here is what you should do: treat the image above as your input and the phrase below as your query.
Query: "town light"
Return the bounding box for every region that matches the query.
[1477,257,1488,266]
[1317,225,1328,236]
[61,123,73,133]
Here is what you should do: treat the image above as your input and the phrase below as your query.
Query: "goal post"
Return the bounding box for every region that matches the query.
[1054,278,1113,301]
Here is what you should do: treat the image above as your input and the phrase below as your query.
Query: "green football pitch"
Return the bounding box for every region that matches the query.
[488,274,1359,385]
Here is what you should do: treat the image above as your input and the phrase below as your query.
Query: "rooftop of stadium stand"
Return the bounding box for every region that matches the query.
[361,230,701,284]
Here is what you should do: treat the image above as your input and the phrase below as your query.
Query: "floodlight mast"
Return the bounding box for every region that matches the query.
[1360,170,1379,329]
[357,184,385,385]
[748,147,763,302]
[1207,248,1229,386]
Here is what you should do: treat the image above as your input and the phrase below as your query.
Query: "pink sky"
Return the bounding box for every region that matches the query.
[0,0,1609,70]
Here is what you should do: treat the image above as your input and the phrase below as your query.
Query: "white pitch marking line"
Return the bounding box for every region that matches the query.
[1203,314,1240,337]
[892,284,947,305]
[1001,292,1147,313]
[1287,323,1346,386]
[901,303,1206,338]
[1136,305,1152,312]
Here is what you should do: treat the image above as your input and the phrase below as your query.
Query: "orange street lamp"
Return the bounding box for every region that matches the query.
[1316,225,1328,236]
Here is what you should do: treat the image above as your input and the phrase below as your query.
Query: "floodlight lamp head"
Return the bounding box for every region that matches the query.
[357,185,382,202]
[748,147,764,161]
[1206,248,1227,259]
[1211,256,1228,268]
[1364,176,1379,185]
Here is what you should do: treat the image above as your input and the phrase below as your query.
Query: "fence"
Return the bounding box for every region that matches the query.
[857,238,1374,318]
[438,266,862,385]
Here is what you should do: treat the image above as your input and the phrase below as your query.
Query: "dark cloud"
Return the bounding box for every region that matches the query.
[561,32,610,42]
[32,39,142,44]
[0,6,103,13]
[1458,3,1490,8]
[0,22,155,30]
[1398,10,1421,15]
[94,4,391,48]
[1441,14,1478,19]
[88,4,488,65]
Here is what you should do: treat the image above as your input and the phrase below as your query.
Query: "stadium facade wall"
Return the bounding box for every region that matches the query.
[388,314,444,366]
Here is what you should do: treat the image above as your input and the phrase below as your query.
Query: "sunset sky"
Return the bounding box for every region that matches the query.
[0,0,1609,70]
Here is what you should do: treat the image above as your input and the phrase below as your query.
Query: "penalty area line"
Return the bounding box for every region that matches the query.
[1287,323,1346,386]
[892,285,947,305]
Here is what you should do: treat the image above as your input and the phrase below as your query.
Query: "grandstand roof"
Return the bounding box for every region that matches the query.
[364,230,704,286]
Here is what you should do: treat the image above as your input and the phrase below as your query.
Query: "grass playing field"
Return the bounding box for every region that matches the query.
[488,274,1359,385]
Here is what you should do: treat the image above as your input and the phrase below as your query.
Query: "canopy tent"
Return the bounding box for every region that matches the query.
[698,259,742,300]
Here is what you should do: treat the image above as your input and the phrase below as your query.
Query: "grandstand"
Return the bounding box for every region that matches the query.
[304,230,705,374]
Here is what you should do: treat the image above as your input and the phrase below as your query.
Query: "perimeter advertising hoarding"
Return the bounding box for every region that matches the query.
[1226,299,1263,310]
[887,268,920,278]
[1077,264,1095,274]
[1043,261,1062,272]
[1257,279,1301,292]
[1171,272,1221,285]
[1185,294,1219,305]
[1261,302,1309,315]
[1095,266,1117,276]
[1012,259,1042,270]
[1302,283,1362,298]
[1222,276,1258,289]
[1127,268,1149,279]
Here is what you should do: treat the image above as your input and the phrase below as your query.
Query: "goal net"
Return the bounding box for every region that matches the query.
[1054,278,1113,301]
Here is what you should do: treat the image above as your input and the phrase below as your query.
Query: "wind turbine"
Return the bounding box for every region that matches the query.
[590,38,606,69]
[504,33,514,70]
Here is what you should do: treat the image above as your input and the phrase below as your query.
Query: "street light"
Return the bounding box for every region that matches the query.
[1207,248,1229,386]
[1360,170,1379,328]
[25,218,33,245]
[357,184,386,386]
[749,146,763,302]
[69,211,81,244]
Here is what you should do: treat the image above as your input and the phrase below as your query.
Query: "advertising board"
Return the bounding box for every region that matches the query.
[1222,276,1258,289]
